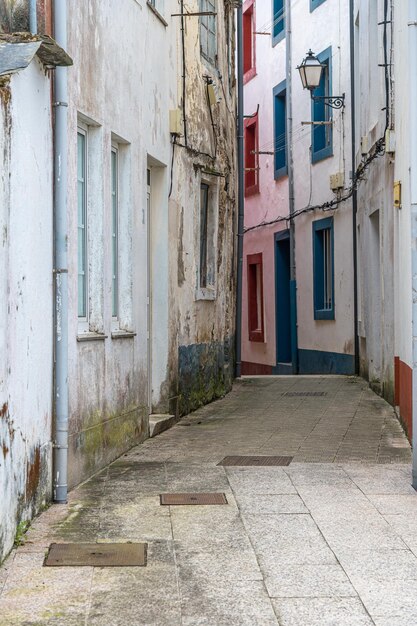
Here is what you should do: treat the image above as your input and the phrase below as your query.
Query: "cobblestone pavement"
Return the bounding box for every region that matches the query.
[0,376,416,626]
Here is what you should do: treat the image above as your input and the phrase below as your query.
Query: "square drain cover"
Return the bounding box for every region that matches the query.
[44,543,147,567]
[160,493,228,505]
[217,456,293,467]
[283,391,327,397]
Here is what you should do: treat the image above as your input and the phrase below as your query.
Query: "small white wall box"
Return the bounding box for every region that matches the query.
[360,135,368,155]
[330,172,344,191]
[169,109,182,135]
[385,129,396,154]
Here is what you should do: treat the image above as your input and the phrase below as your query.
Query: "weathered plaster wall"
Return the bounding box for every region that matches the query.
[354,0,398,407]
[0,60,53,562]
[66,0,176,487]
[168,0,237,414]
[243,0,354,372]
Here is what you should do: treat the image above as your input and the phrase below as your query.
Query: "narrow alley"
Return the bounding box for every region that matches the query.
[0,376,414,626]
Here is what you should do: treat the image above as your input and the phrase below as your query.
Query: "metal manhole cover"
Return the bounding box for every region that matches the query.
[283,392,327,397]
[44,543,147,567]
[217,456,293,467]
[160,493,228,505]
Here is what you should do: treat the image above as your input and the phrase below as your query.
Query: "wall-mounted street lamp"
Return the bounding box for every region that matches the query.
[297,50,345,110]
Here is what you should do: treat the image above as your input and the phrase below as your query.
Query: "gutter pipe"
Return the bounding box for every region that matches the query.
[350,0,359,375]
[235,3,244,378]
[53,0,69,503]
[286,0,298,373]
[408,1,417,489]
[29,0,37,34]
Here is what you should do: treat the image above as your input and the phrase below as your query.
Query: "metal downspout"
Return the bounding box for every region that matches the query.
[53,0,69,503]
[235,3,244,378]
[286,0,298,373]
[29,0,37,34]
[408,2,417,489]
[350,0,359,375]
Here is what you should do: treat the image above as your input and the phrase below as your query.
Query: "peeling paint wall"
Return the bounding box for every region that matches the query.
[66,0,177,486]
[168,0,237,414]
[0,60,53,562]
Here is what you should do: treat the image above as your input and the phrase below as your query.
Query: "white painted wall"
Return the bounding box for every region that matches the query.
[0,59,53,562]
[66,0,176,485]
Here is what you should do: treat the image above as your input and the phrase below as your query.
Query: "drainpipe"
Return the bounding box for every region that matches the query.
[29,0,37,34]
[286,0,298,373]
[408,1,417,489]
[235,3,244,378]
[350,0,359,375]
[53,0,69,503]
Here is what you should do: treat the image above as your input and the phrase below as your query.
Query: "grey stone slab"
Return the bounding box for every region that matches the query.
[171,507,248,546]
[315,516,408,552]
[225,467,296,494]
[272,597,374,626]
[264,563,357,598]
[243,514,337,567]
[236,494,308,515]
[342,465,413,494]
[180,579,278,626]
[165,463,231,493]
[368,494,417,515]
[337,548,417,580]
[174,539,263,581]
[348,577,417,620]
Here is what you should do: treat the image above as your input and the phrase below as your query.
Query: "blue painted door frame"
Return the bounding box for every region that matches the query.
[274,230,298,374]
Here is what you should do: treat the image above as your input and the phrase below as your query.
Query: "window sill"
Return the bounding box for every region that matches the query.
[312,146,333,164]
[249,331,265,343]
[272,30,285,47]
[146,1,168,27]
[195,287,216,301]
[274,165,288,180]
[77,332,108,342]
[314,310,335,321]
[245,184,260,197]
[111,330,137,339]
[243,68,257,85]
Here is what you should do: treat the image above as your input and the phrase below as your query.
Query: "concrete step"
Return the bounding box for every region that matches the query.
[149,414,177,438]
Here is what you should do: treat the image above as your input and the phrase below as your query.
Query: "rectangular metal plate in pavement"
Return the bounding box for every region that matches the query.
[283,391,327,397]
[44,543,147,567]
[160,493,228,505]
[217,456,293,467]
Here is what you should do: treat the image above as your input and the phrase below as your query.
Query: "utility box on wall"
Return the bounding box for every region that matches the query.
[394,180,401,208]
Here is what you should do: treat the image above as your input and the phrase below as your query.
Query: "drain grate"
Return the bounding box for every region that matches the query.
[217,456,293,467]
[282,391,327,397]
[44,543,147,567]
[160,493,228,505]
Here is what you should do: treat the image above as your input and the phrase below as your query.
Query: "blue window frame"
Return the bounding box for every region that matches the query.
[311,47,333,163]
[313,217,335,320]
[273,80,287,179]
[310,0,326,11]
[272,0,284,46]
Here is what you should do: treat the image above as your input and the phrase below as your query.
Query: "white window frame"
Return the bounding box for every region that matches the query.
[77,123,89,333]
[111,143,119,330]
[199,0,217,65]
[196,177,218,301]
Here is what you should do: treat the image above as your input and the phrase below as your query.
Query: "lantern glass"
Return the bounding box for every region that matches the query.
[297,50,324,91]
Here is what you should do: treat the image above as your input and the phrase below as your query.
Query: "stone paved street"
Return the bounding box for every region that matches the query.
[0,376,415,626]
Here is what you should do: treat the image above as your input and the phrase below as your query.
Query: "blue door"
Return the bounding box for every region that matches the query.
[275,231,292,369]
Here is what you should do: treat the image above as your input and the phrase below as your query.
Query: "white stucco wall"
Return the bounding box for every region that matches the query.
[66,0,176,485]
[0,59,53,561]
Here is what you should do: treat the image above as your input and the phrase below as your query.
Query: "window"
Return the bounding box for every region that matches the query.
[312,47,333,162]
[77,127,88,320]
[199,0,216,65]
[273,80,287,179]
[197,179,218,299]
[243,0,255,83]
[244,114,259,196]
[272,0,284,46]
[111,145,119,321]
[247,253,264,342]
[313,217,334,320]
[311,0,326,12]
